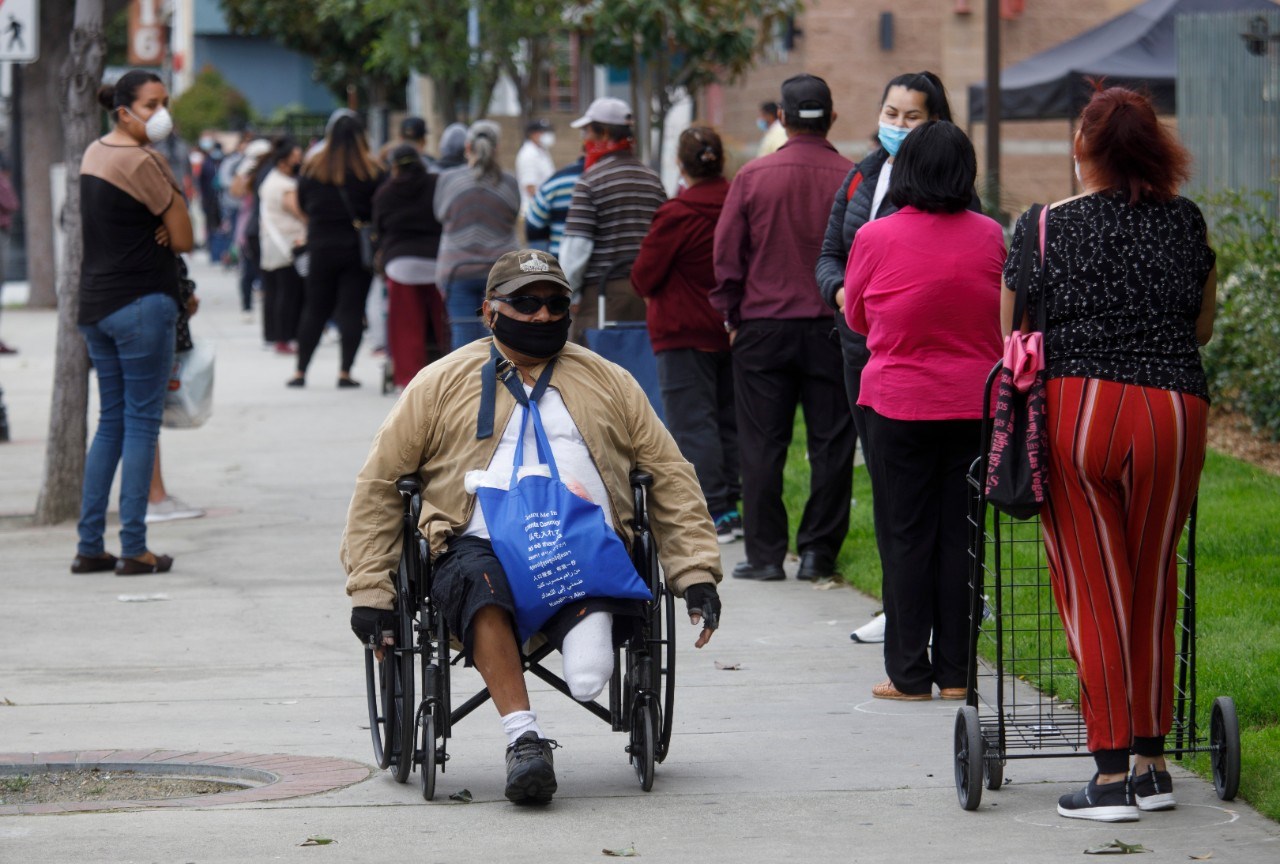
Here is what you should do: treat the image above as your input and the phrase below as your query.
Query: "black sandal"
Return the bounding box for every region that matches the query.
[70,553,118,574]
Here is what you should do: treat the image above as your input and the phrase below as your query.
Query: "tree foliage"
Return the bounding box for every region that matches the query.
[220,0,400,105]
[171,66,252,139]
[220,0,568,123]
[571,0,801,161]
[347,0,570,123]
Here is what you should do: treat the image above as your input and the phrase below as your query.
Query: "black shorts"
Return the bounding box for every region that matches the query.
[431,536,645,664]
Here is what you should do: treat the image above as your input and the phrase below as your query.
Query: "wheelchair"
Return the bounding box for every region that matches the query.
[362,470,677,799]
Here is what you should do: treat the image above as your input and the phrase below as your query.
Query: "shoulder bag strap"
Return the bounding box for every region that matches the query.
[1011,204,1044,335]
[476,342,556,438]
[336,184,364,228]
[1035,203,1050,334]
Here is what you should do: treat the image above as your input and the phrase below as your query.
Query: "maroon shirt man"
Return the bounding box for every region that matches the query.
[710,74,856,584]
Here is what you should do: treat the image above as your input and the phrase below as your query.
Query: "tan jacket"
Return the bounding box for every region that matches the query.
[341,339,722,609]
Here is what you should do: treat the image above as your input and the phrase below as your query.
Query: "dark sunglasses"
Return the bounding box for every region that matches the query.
[491,295,572,316]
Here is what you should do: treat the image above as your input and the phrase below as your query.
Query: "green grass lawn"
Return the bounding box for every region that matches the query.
[783,424,1280,820]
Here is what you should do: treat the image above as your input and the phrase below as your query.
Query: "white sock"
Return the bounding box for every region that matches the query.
[561,611,615,701]
[501,709,542,745]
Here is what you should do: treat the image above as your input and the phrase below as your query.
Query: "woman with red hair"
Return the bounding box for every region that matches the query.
[1001,85,1217,823]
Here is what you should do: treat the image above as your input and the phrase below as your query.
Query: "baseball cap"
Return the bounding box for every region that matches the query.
[486,250,571,296]
[401,116,427,140]
[526,118,553,135]
[780,74,833,120]
[570,97,632,128]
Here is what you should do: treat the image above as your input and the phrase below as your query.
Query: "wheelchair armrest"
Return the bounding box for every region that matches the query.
[629,470,653,489]
[396,475,422,496]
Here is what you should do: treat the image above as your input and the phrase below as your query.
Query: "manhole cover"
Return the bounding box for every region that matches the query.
[1,768,246,805]
[0,750,370,815]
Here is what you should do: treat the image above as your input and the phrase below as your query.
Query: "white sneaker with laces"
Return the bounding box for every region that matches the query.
[145,496,206,524]
[850,612,886,643]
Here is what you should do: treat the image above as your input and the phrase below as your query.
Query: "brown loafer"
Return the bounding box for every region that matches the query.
[871,679,932,701]
[115,554,174,576]
[939,687,967,700]
[71,553,118,574]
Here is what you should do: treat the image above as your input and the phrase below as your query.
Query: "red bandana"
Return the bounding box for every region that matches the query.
[584,138,631,170]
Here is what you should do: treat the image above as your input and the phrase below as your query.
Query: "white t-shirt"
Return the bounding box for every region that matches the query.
[384,256,438,286]
[515,139,555,213]
[870,162,893,221]
[462,384,611,540]
[258,169,305,272]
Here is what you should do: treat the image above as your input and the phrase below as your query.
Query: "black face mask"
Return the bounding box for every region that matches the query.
[491,311,571,359]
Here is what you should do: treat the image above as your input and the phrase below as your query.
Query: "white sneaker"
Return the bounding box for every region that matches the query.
[850,613,886,644]
[145,496,206,523]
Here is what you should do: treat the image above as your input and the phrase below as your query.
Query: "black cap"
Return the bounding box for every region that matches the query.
[525,119,552,136]
[780,74,832,120]
[401,116,427,140]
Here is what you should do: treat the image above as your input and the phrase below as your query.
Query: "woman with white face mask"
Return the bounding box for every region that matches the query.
[72,69,194,577]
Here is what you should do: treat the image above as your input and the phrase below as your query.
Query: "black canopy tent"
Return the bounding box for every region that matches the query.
[969,0,1278,123]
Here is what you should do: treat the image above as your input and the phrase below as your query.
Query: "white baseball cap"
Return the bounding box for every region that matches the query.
[570,97,633,128]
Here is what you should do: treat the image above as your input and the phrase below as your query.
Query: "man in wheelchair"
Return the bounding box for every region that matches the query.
[341,249,723,804]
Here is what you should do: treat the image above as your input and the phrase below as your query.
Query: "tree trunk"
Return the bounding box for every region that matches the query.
[629,53,645,164]
[34,0,106,525]
[18,0,74,309]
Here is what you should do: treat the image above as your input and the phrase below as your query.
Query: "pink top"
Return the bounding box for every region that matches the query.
[844,206,1005,421]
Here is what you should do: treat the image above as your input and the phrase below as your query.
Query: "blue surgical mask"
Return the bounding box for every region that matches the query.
[878,122,910,157]
[757,118,770,132]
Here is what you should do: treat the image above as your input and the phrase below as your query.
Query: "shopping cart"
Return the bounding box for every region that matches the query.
[952,363,1241,811]
[583,261,665,422]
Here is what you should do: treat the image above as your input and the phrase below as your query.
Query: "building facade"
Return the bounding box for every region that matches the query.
[702,0,1142,211]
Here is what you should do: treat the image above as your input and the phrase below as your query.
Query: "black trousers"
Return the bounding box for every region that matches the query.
[261,267,302,344]
[834,314,871,465]
[862,409,981,694]
[655,348,740,515]
[295,247,371,376]
[731,318,854,566]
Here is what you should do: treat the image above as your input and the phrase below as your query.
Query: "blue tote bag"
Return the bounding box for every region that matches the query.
[475,400,651,642]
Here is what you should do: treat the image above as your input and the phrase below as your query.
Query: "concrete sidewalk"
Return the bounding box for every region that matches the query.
[0,257,1276,862]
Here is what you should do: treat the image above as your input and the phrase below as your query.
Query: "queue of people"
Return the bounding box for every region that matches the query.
[72,67,1217,821]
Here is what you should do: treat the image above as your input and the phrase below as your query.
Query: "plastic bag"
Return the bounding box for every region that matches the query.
[163,340,215,429]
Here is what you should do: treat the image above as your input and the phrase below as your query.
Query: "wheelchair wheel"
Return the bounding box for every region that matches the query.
[954,706,983,810]
[418,708,437,801]
[363,648,394,770]
[656,583,676,763]
[1210,696,1240,801]
[390,644,416,784]
[629,697,657,792]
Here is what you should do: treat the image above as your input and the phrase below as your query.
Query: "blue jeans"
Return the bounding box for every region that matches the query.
[445,277,489,350]
[77,293,178,557]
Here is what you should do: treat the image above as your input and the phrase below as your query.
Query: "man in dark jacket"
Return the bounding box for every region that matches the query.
[711,74,855,583]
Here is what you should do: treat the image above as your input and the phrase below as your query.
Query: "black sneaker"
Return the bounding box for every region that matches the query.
[714,510,743,545]
[1131,764,1176,811]
[504,731,558,804]
[1057,775,1139,822]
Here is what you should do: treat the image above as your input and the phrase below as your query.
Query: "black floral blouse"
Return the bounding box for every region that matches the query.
[1004,192,1216,401]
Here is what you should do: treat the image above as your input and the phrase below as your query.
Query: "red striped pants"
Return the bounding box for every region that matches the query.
[1040,377,1207,756]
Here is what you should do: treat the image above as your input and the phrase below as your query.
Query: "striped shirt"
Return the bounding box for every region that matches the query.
[433,166,520,284]
[525,158,584,256]
[563,151,666,286]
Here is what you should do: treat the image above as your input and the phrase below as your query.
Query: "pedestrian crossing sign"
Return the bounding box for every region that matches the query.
[0,0,38,64]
